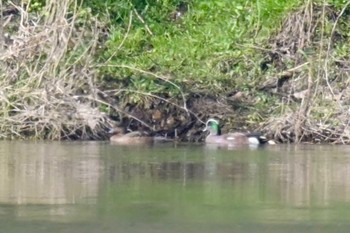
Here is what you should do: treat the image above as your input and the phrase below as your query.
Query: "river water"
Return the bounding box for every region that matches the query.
[1,141,350,233]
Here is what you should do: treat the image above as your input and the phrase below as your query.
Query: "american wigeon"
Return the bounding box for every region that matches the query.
[203,118,275,146]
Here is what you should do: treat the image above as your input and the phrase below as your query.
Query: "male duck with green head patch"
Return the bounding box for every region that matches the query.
[203,118,275,147]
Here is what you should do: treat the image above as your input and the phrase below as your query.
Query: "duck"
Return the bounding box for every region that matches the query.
[109,126,173,145]
[109,127,154,145]
[203,118,275,146]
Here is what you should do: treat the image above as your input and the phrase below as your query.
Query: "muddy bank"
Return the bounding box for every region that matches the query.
[103,93,243,142]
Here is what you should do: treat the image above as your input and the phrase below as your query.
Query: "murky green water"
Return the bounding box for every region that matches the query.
[1,141,350,232]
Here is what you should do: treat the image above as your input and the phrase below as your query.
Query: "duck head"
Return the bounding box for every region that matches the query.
[203,118,222,136]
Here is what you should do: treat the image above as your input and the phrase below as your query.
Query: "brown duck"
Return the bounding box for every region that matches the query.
[109,126,173,145]
[109,127,154,145]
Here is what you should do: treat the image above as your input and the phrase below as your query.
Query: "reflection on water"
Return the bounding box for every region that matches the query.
[0,141,101,205]
[1,142,350,232]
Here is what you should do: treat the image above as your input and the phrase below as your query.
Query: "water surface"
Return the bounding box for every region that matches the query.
[1,141,350,232]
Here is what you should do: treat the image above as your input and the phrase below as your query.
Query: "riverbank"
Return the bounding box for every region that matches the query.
[0,0,349,143]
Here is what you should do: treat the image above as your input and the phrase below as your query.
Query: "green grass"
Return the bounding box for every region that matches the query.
[98,0,305,99]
